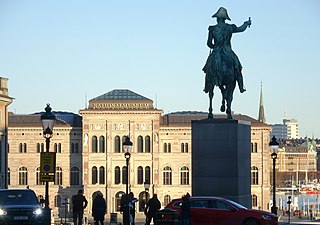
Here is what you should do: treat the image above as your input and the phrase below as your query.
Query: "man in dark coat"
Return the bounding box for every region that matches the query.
[145,194,161,225]
[72,189,88,225]
[180,193,191,225]
[92,192,106,225]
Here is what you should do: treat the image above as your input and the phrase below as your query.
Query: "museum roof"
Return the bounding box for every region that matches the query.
[8,111,82,127]
[160,111,270,127]
[91,89,152,101]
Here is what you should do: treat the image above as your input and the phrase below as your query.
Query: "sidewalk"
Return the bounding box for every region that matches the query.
[278,214,320,225]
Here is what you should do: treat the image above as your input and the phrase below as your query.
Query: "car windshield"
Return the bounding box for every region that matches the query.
[225,199,247,209]
[0,190,39,206]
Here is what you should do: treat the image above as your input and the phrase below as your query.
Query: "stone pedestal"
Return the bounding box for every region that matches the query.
[191,119,251,208]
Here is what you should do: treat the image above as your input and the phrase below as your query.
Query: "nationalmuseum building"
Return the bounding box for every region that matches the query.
[5,88,272,221]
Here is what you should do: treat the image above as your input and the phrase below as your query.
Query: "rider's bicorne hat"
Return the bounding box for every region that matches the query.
[212,7,231,21]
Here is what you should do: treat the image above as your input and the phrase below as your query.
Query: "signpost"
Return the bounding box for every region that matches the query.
[40,152,56,182]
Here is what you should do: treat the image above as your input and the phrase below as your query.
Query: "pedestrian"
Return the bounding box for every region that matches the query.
[180,193,191,225]
[145,194,161,225]
[72,189,88,225]
[120,194,130,225]
[92,192,106,225]
[128,192,138,225]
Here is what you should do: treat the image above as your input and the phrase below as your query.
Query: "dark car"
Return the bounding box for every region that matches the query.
[165,196,278,225]
[0,189,44,225]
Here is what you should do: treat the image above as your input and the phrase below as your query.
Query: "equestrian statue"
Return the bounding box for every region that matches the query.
[203,7,251,119]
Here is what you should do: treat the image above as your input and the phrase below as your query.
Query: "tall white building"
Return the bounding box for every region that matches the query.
[271,118,299,140]
[283,118,299,139]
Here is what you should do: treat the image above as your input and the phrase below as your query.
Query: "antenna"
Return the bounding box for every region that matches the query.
[85,94,87,109]
[155,94,158,109]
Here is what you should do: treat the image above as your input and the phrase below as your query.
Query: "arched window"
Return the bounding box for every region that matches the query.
[19,143,23,153]
[92,136,98,153]
[181,143,184,153]
[138,136,143,153]
[99,136,105,153]
[92,166,98,184]
[36,167,44,185]
[75,143,79,153]
[122,166,127,184]
[37,143,41,153]
[55,167,63,185]
[115,192,125,212]
[55,143,58,153]
[164,195,171,207]
[99,166,105,184]
[252,194,258,208]
[137,166,143,184]
[145,136,151,153]
[115,136,121,153]
[168,143,171,153]
[54,195,62,207]
[145,166,151,183]
[254,143,258,153]
[58,143,62,153]
[115,166,121,184]
[19,167,28,185]
[180,166,189,185]
[138,191,148,212]
[163,166,172,185]
[251,143,254,152]
[41,143,44,152]
[71,143,74,153]
[70,166,80,186]
[164,143,167,153]
[185,143,189,153]
[251,166,259,185]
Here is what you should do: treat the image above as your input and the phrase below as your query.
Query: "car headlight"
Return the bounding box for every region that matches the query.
[0,208,7,216]
[33,208,43,215]
[261,215,272,220]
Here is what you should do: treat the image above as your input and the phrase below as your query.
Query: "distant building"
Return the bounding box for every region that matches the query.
[271,118,299,140]
[276,137,318,186]
[0,77,13,189]
[271,124,287,140]
[283,118,299,139]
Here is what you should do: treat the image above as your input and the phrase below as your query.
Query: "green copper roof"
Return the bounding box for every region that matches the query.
[91,89,152,101]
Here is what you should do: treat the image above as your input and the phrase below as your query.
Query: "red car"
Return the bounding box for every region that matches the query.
[165,196,278,225]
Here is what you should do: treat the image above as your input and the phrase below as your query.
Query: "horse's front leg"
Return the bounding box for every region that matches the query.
[226,83,236,119]
[208,88,214,119]
[219,85,226,112]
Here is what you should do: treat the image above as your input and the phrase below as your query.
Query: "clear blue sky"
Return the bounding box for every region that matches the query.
[1,0,319,138]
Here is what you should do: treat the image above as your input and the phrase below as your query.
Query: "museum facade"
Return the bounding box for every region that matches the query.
[7,89,272,221]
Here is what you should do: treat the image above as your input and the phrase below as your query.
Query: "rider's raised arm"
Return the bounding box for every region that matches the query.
[234,18,251,33]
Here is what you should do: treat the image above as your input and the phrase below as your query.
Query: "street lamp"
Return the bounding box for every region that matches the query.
[40,104,56,225]
[122,136,132,225]
[269,135,279,215]
[144,181,150,209]
[123,136,133,194]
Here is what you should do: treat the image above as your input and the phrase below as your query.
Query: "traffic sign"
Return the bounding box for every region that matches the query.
[40,174,55,182]
[40,152,56,173]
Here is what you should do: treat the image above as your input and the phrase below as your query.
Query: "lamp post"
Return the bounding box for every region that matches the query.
[123,136,133,194]
[123,136,132,225]
[269,136,279,215]
[40,104,56,225]
[144,181,150,210]
[287,196,292,224]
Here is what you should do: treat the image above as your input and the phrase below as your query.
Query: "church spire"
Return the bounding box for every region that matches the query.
[258,82,266,123]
